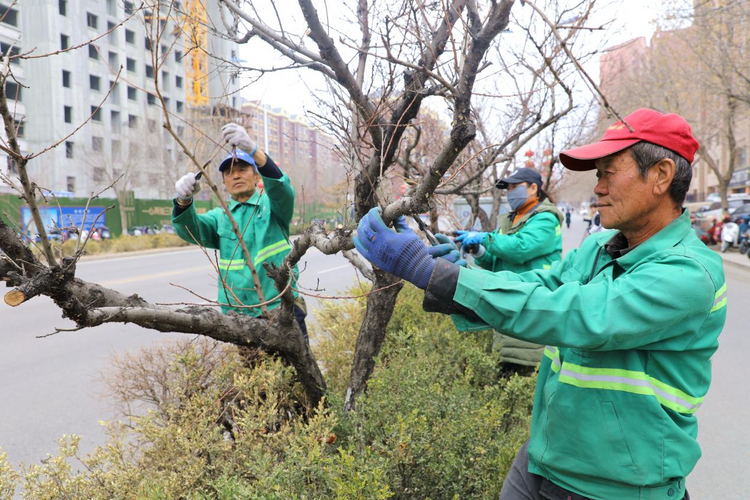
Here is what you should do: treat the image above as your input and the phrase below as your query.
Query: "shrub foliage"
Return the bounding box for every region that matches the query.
[0,286,535,499]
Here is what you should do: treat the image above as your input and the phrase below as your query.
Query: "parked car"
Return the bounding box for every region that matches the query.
[697,196,750,220]
[731,204,750,222]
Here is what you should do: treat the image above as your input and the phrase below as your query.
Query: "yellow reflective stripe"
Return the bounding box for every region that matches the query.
[711,283,727,312]
[543,346,561,373]
[558,361,704,414]
[255,239,291,264]
[543,264,551,270]
[219,258,245,271]
[555,225,561,236]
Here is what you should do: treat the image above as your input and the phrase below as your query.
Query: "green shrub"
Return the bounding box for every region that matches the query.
[9,286,535,499]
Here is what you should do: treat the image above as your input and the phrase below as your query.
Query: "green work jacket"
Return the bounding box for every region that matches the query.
[473,199,563,367]
[427,210,726,499]
[172,173,297,317]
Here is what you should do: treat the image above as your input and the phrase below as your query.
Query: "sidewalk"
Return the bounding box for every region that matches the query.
[712,246,750,272]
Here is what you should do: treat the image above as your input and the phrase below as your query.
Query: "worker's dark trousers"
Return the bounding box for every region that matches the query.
[499,441,691,500]
[293,305,308,340]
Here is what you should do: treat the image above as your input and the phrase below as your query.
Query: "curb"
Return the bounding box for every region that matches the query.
[79,245,198,262]
[76,234,304,263]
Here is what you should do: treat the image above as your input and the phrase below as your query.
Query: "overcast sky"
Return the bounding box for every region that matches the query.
[237,0,662,115]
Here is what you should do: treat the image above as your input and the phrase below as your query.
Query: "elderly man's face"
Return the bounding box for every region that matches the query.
[222,161,259,200]
[593,149,657,231]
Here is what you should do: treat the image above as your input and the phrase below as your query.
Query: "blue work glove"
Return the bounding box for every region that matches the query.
[430,233,467,267]
[454,230,487,247]
[353,208,435,289]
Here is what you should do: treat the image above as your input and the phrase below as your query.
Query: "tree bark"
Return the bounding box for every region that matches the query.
[344,269,403,413]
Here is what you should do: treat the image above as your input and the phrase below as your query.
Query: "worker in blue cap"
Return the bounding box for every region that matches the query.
[172,123,306,335]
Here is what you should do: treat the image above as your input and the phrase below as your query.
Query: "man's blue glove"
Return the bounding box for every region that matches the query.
[454,230,487,247]
[353,208,435,289]
[430,233,467,267]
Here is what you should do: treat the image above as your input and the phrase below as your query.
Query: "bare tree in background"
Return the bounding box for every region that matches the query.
[600,0,750,209]
[0,0,607,413]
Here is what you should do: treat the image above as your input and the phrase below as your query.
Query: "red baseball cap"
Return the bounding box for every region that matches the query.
[559,108,700,171]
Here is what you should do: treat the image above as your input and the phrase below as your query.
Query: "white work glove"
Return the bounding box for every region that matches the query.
[175,172,201,202]
[221,123,257,154]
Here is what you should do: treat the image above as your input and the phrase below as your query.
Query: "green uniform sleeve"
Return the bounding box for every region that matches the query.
[473,246,499,271]
[263,172,295,231]
[451,251,715,351]
[172,203,222,249]
[481,213,559,264]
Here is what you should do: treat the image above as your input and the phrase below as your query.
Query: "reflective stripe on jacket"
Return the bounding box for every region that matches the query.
[473,198,564,366]
[449,210,726,499]
[172,173,297,317]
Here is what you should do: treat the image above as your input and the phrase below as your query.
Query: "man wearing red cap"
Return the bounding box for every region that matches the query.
[353,108,726,499]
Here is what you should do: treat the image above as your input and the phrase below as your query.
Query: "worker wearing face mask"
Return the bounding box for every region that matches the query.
[454,168,563,375]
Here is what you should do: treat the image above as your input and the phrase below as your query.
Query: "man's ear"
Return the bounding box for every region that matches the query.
[651,158,675,196]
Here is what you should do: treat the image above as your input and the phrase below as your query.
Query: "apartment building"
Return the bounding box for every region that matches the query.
[0,0,240,199]
[241,101,344,203]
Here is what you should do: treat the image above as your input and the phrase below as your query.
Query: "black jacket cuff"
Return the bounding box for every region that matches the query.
[423,258,481,321]
[173,198,192,216]
[258,155,283,179]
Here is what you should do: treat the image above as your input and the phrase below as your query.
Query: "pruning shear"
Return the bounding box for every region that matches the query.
[412,216,439,246]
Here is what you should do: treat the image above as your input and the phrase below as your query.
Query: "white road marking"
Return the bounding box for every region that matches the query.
[317,264,351,275]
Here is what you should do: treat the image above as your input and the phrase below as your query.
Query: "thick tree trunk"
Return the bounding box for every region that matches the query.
[343,269,403,413]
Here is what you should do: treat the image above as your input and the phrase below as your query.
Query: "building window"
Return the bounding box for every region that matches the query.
[163,97,170,109]
[92,136,104,152]
[87,12,98,29]
[64,106,72,123]
[0,42,19,64]
[125,29,135,44]
[108,51,118,68]
[62,70,71,88]
[91,106,102,122]
[111,110,121,134]
[89,44,99,60]
[5,81,21,101]
[124,1,135,15]
[94,167,105,183]
[15,119,24,138]
[107,22,117,44]
[127,86,137,101]
[176,101,184,113]
[147,119,157,132]
[66,176,75,192]
[145,65,154,78]
[126,58,135,72]
[59,0,67,16]
[161,71,169,90]
[106,0,116,16]
[144,37,152,51]
[110,81,120,105]
[112,139,121,157]
[147,93,156,106]
[128,114,137,128]
[61,34,69,50]
[65,142,74,159]
[175,50,182,62]
[175,75,183,88]
[0,6,18,27]
[90,75,101,91]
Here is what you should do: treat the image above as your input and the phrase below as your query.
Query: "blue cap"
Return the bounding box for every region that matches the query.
[219,149,258,172]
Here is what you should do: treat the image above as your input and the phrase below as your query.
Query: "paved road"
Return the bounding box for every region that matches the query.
[2,215,747,498]
[0,245,357,467]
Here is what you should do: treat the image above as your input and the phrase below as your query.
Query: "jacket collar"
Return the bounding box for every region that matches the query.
[601,209,692,271]
[228,190,261,211]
